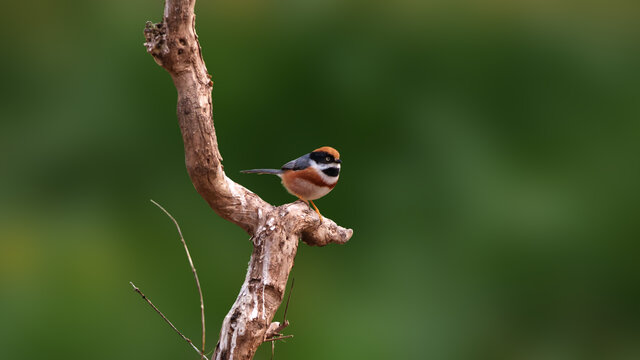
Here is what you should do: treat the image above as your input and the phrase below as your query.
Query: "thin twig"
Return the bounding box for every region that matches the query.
[271,341,275,360]
[264,276,295,360]
[267,277,295,338]
[282,277,294,324]
[264,335,294,342]
[129,282,209,360]
[150,199,206,359]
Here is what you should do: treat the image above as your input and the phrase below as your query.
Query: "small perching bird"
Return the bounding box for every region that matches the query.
[241,146,342,220]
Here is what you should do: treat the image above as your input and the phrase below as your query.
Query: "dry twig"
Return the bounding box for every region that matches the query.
[130,282,209,360]
[263,335,294,342]
[151,199,206,358]
[264,278,295,341]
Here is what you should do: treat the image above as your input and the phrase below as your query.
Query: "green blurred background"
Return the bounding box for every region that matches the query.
[1,0,639,359]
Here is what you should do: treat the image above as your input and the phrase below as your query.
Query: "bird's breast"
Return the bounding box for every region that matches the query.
[281,168,338,200]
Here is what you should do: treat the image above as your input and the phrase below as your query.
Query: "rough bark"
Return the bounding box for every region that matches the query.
[143,1,353,359]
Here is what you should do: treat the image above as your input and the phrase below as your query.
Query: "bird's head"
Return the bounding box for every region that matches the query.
[310,146,341,177]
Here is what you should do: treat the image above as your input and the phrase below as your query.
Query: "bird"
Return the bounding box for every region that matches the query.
[241,146,342,220]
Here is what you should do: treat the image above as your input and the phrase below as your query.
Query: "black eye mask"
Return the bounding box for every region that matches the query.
[310,151,334,164]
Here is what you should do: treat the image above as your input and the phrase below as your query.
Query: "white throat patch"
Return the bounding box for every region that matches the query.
[310,160,340,185]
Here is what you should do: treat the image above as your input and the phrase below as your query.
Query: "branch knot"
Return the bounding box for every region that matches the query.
[144,21,168,65]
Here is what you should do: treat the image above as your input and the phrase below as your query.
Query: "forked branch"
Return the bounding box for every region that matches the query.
[143,0,353,359]
[130,282,209,360]
[151,200,206,358]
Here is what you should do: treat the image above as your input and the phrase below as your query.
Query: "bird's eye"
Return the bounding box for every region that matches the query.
[325,156,331,162]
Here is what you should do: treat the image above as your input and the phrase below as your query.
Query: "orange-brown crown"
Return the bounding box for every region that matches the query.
[313,146,340,159]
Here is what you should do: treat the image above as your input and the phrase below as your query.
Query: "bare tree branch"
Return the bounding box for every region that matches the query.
[150,199,206,359]
[130,282,210,360]
[143,0,354,359]
[264,278,294,341]
[263,335,294,342]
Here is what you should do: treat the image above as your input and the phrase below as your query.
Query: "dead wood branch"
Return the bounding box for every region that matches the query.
[151,199,206,358]
[130,282,210,360]
[143,1,353,359]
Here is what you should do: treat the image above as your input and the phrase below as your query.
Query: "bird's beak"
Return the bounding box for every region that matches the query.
[335,159,342,164]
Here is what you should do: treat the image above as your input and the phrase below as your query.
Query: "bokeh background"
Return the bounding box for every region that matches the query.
[1,0,639,359]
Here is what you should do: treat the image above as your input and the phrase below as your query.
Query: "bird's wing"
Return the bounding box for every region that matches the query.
[281,153,311,170]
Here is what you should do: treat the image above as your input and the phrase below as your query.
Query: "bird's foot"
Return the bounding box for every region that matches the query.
[309,200,323,222]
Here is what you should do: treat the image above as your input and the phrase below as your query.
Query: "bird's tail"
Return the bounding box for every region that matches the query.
[240,168,284,175]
